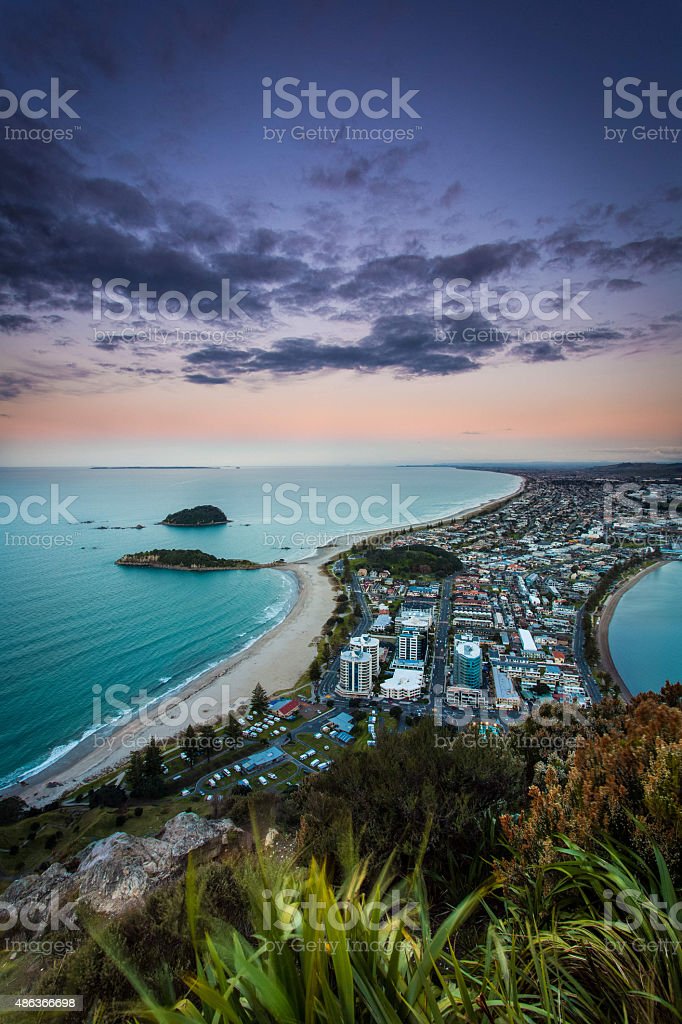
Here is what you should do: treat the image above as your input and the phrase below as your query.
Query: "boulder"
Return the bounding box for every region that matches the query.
[2,813,240,928]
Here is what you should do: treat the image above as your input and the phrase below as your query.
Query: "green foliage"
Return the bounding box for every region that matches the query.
[0,795,27,824]
[117,549,257,569]
[250,683,269,716]
[298,718,525,889]
[353,543,463,579]
[161,505,228,526]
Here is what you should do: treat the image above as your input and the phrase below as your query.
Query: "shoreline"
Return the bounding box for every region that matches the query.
[595,559,668,700]
[3,472,524,806]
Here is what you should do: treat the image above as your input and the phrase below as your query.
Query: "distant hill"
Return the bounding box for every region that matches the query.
[352,543,463,579]
[160,505,229,526]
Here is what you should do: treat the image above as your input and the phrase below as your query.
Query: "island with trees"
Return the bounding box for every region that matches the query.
[115,549,272,571]
[160,504,230,526]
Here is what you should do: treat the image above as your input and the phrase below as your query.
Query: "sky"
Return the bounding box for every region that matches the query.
[0,0,681,466]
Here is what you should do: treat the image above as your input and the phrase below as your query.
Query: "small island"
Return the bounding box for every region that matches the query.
[116,549,266,571]
[160,505,230,527]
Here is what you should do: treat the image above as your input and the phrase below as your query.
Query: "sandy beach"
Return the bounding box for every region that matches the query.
[595,559,667,701]
[6,473,525,807]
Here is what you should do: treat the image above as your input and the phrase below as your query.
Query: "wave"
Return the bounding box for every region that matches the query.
[0,570,300,791]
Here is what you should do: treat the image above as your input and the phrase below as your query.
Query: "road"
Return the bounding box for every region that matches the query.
[429,575,454,723]
[573,605,602,704]
[318,573,372,698]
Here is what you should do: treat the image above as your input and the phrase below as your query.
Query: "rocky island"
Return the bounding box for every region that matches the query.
[116,548,270,571]
[160,504,230,526]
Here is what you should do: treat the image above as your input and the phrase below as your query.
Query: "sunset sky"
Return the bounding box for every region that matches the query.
[0,0,681,466]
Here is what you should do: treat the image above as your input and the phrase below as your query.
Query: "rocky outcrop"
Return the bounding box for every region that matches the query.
[2,813,240,929]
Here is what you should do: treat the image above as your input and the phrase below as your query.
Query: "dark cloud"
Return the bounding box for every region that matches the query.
[440,182,464,207]
[606,278,643,291]
[0,314,37,332]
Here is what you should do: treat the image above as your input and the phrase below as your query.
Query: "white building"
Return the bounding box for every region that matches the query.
[397,604,433,630]
[518,628,540,656]
[492,666,522,710]
[453,640,482,688]
[445,685,488,709]
[380,667,423,701]
[350,634,380,676]
[337,649,372,697]
[397,628,425,662]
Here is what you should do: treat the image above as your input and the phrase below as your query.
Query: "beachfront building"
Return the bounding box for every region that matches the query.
[453,639,482,688]
[380,667,423,701]
[337,649,372,697]
[350,633,380,676]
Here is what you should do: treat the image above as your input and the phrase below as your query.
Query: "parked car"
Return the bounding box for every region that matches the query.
[267,772,277,780]
[258,775,268,786]
[223,768,231,776]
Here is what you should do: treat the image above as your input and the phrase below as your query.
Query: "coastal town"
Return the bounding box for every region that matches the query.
[328,468,682,726]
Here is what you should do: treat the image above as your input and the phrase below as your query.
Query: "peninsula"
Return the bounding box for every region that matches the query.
[116,549,270,571]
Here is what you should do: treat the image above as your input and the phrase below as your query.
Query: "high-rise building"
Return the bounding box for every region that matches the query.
[397,627,426,662]
[453,639,482,688]
[350,633,380,676]
[337,649,372,697]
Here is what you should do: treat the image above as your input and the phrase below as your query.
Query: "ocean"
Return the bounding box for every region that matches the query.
[608,559,682,695]
[0,465,519,787]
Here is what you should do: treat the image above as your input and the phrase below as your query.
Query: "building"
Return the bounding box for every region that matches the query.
[380,667,423,701]
[337,649,372,697]
[396,603,433,631]
[350,633,380,676]
[276,698,301,720]
[492,666,522,710]
[518,628,540,656]
[397,627,426,662]
[445,685,488,709]
[453,639,482,688]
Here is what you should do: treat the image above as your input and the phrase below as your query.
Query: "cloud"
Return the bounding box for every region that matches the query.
[440,182,463,207]
[606,278,643,292]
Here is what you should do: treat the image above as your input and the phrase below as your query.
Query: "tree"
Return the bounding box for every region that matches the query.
[89,784,126,809]
[143,738,164,779]
[225,713,243,742]
[309,659,321,682]
[250,683,269,716]
[0,796,27,825]
[389,706,403,722]
[182,724,201,767]
[125,751,145,797]
[199,723,217,761]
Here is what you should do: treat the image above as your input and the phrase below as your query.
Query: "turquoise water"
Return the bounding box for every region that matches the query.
[608,560,682,695]
[0,466,519,786]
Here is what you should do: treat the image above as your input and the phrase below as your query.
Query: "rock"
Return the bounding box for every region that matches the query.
[263,827,280,850]
[2,813,240,928]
